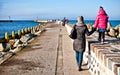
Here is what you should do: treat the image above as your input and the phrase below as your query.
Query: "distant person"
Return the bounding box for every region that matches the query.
[70,16,94,71]
[94,6,108,44]
[65,18,69,24]
[62,17,66,26]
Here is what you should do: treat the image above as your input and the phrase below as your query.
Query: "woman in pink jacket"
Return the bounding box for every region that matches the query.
[94,6,108,44]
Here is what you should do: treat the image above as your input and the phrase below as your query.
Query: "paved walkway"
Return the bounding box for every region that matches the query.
[0,22,91,75]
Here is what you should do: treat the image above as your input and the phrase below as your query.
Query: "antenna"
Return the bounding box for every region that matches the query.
[9,16,11,20]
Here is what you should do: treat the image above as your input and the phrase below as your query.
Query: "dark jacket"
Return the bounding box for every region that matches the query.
[72,24,92,52]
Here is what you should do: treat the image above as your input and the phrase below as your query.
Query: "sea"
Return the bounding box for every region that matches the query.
[0,20,120,38]
[0,20,40,38]
[69,20,120,27]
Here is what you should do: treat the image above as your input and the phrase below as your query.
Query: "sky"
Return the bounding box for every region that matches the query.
[0,0,120,20]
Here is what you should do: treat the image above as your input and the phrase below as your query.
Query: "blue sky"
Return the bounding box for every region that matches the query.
[0,0,120,20]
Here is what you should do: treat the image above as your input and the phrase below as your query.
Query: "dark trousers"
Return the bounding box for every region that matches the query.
[98,32,105,42]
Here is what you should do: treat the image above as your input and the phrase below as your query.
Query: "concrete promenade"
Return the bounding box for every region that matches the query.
[0,22,91,75]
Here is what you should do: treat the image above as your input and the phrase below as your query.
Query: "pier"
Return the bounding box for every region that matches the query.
[0,20,12,22]
[0,22,120,75]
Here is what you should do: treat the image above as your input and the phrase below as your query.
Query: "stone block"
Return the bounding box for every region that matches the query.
[90,43,96,53]
[118,67,120,75]
[0,43,4,52]
[114,64,120,75]
[13,39,21,47]
[111,45,120,50]
[98,50,110,63]
[0,43,11,52]
[90,43,110,54]
[20,36,29,43]
[108,57,120,75]
[9,39,15,46]
[104,54,120,67]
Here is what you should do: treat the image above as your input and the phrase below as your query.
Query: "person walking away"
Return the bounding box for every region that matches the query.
[65,18,69,24]
[62,17,66,26]
[94,6,108,44]
[70,16,94,71]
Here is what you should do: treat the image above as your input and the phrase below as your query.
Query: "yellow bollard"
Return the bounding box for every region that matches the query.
[25,28,28,34]
[21,29,25,35]
[12,31,16,39]
[18,30,21,38]
[30,27,33,33]
[28,28,31,33]
[5,32,10,42]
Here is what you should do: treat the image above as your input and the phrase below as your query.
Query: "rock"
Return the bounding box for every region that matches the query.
[114,24,120,38]
[9,39,16,46]
[13,39,21,48]
[86,24,93,29]
[108,28,116,37]
[114,24,120,30]
[117,34,120,39]
[20,34,33,43]
[107,22,112,30]
[0,43,11,52]
[0,43,4,52]
[86,24,93,31]
[20,35,29,43]
[10,44,23,53]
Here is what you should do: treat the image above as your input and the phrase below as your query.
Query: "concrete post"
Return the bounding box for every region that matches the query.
[12,31,16,39]
[18,30,21,38]
[5,32,9,42]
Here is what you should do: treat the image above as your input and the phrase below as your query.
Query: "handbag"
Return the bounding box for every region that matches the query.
[69,25,77,39]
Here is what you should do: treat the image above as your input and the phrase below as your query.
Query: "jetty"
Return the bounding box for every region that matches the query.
[35,20,49,23]
[0,21,120,75]
[0,20,12,22]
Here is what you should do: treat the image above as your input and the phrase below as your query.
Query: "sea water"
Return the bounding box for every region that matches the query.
[0,20,39,38]
[0,20,120,38]
[69,20,120,27]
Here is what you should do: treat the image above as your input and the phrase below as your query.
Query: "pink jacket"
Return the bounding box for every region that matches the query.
[94,10,108,29]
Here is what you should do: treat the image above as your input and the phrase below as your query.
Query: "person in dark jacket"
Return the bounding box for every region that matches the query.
[62,17,66,26]
[70,16,93,71]
[94,6,108,44]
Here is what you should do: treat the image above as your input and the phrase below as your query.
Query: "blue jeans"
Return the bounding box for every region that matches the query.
[75,51,84,68]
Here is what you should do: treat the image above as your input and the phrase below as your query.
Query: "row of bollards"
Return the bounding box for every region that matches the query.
[4,24,44,43]
[5,28,31,42]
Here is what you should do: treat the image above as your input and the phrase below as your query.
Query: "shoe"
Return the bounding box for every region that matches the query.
[78,68,83,71]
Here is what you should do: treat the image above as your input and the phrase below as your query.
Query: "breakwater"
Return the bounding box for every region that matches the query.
[0,20,39,38]
[0,20,12,22]
[65,23,120,75]
[0,21,47,64]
